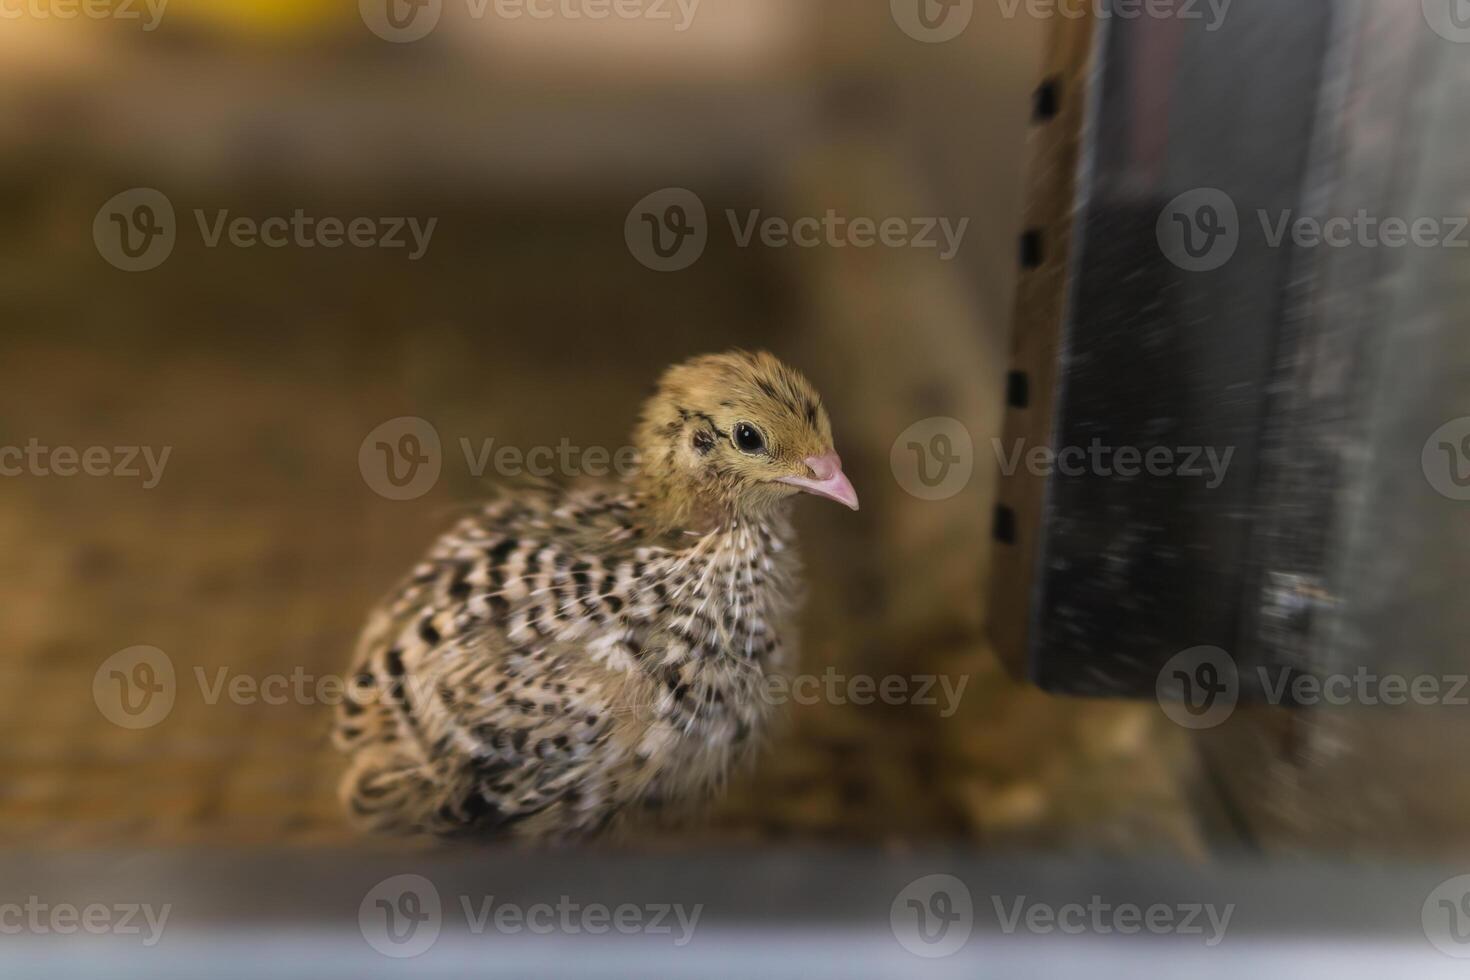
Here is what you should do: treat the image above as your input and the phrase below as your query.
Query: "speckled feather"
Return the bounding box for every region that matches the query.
[333,351,849,842]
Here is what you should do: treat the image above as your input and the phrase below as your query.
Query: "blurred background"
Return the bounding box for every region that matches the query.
[4,0,1470,976]
[6,0,1194,854]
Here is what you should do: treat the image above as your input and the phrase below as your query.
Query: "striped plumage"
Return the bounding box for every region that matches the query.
[333,351,858,841]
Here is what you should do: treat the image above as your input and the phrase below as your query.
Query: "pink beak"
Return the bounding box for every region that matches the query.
[777,453,860,511]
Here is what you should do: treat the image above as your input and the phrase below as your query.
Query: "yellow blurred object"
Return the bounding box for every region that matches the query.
[171,0,343,36]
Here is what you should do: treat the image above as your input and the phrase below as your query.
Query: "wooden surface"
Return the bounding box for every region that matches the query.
[987,11,1096,680]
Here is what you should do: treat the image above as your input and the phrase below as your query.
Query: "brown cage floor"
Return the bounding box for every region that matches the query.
[0,197,1203,856]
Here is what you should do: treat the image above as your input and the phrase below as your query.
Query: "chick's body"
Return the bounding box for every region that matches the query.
[334,351,857,841]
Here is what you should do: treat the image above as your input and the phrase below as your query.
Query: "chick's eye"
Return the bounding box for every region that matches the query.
[733,422,767,455]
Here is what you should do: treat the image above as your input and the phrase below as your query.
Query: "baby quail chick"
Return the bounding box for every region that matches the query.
[334,350,858,841]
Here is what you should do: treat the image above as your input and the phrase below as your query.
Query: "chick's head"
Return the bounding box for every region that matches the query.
[633,350,858,528]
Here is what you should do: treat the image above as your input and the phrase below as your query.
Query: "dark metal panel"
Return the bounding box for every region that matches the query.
[1031,1,1338,694]
[1205,3,1470,852]
[1024,0,1470,851]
